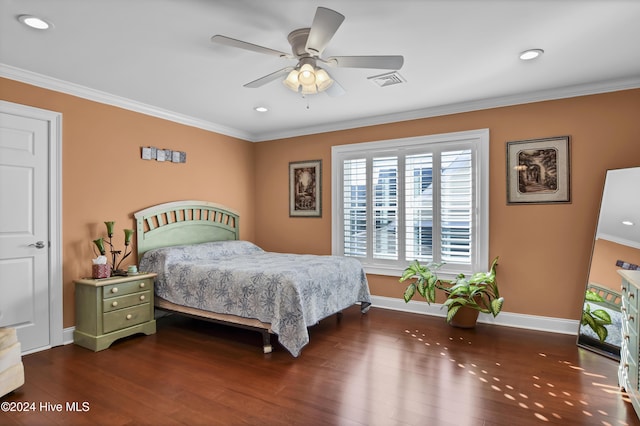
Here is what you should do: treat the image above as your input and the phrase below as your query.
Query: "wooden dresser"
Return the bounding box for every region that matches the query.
[619,269,640,418]
[74,272,157,351]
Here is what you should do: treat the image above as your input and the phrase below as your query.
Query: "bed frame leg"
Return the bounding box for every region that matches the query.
[262,331,272,354]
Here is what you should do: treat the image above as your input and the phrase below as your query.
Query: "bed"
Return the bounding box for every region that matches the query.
[134,200,371,357]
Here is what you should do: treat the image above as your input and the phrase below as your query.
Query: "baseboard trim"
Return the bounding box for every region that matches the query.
[21,327,74,355]
[63,327,75,345]
[370,295,580,336]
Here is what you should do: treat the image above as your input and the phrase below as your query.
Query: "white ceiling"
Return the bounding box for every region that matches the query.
[1,0,640,142]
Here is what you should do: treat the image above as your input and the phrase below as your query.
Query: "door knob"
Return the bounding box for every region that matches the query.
[29,241,46,249]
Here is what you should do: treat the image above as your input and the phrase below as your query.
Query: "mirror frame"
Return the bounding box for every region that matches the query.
[577,166,640,360]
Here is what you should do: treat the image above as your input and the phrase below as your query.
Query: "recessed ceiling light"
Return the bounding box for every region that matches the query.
[519,49,544,61]
[622,220,635,226]
[254,106,268,113]
[18,14,52,30]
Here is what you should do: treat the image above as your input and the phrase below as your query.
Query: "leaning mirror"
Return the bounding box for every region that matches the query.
[577,166,640,359]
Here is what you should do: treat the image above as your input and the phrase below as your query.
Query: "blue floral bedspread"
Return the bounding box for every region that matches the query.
[139,240,371,356]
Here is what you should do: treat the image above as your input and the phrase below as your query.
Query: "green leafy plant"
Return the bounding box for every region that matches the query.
[399,257,504,325]
[581,290,612,342]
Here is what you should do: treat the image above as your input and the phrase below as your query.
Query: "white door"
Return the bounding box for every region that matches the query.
[0,107,52,352]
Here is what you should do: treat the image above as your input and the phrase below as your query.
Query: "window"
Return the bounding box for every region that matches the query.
[332,129,489,277]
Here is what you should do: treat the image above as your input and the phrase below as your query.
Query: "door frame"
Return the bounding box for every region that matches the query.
[0,100,63,352]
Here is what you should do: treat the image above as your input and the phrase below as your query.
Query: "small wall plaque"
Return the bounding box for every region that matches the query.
[141,146,186,164]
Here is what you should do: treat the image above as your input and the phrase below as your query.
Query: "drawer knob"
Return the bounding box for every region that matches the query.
[126,314,132,320]
[139,282,145,288]
[140,295,145,301]
[630,293,635,299]
[629,315,635,322]
[112,301,118,307]
[111,287,118,294]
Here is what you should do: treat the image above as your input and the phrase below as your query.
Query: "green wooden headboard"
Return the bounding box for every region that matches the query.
[134,200,239,258]
[586,282,621,310]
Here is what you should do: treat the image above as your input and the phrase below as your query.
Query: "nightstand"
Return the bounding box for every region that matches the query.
[73,272,157,351]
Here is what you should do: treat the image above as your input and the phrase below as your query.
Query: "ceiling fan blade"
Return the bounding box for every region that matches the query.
[243,67,294,88]
[325,79,346,97]
[305,7,345,56]
[211,35,292,58]
[327,55,404,70]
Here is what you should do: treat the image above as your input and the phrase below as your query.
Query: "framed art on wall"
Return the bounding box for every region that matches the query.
[141,146,186,163]
[289,160,321,217]
[506,136,571,204]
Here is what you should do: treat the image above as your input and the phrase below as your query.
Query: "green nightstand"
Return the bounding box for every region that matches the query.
[73,272,157,351]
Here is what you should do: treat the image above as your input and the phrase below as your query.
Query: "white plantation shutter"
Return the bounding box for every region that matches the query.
[373,157,398,260]
[342,158,367,257]
[440,150,472,263]
[405,153,433,262]
[332,129,488,276]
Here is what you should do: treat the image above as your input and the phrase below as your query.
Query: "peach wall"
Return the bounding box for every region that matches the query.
[1,78,256,327]
[589,239,640,290]
[254,89,640,320]
[3,75,639,328]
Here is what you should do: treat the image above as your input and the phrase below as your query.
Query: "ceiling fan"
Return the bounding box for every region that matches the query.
[211,7,404,96]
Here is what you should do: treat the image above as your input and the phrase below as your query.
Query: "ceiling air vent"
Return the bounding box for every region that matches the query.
[368,71,406,87]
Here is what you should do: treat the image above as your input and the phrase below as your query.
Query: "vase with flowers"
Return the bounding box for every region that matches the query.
[92,221,134,276]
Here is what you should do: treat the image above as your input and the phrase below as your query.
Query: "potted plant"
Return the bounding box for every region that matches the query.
[399,257,504,328]
[581,290,612,342]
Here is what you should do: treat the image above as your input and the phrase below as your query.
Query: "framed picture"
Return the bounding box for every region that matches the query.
[171,151,186,163]
[289,160,321,217]
[141,147,152,160]
[506,136,571,204]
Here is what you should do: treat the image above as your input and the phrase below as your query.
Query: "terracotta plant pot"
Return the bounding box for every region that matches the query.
[449,305,480,329]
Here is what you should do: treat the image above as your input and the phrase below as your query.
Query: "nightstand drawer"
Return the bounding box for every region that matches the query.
[103,303,151,333]
[103,290,151,312]
[103,278,152,299]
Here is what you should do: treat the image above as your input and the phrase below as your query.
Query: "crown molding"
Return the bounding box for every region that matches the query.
[0,63,254,142]
[254,76,640,141]
[3,63,639,144]
[597,234,640,250]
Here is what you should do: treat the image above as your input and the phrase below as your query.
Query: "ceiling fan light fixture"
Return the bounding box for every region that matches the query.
[301,83,318,95]
[283,64,334,94]
[315,68,333,92]
[298,63,316,85]
[283,69,300,91]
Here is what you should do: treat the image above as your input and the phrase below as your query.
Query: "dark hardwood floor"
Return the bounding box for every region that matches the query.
[2,306,639,425]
